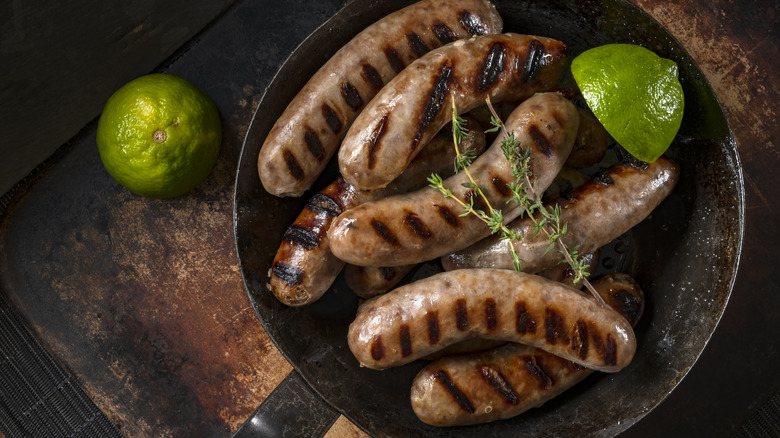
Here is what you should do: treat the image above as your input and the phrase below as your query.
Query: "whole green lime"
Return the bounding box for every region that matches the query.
[96,73,221,198]
[571,44,684,163]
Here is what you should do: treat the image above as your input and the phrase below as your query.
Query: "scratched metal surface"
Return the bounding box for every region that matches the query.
[0,0,777,437]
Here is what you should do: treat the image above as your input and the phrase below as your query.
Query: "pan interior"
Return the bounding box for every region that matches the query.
[233,0,744,436]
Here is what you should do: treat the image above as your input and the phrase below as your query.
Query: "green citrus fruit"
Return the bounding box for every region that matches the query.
[571,44,684,162]
[96,73,221,198]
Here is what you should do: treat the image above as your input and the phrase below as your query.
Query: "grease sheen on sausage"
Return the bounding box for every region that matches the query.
[269,121,485,306]
[338,32,570,190]
[257,0,503,197]
[442,155,680,272]
[410,273,644,426]
[347,269,636,372]
[328,92,579,267]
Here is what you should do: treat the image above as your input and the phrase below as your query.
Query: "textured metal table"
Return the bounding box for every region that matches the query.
[0,0,777,436]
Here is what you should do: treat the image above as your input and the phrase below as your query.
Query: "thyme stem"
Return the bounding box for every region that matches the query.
[430,96,606,307]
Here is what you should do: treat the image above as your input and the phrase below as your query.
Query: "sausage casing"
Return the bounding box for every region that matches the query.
[442,155,680,272]
[329,92,579,267]
[338,33,570,190]
[347,269,637,372]
[269,120,485,306]
[409,272,644,426]
[257,0,502,197]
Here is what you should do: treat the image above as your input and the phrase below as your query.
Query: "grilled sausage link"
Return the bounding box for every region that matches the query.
[566,106,608,168]
[269,120,486,306]
[329,92,579,268]
[338,33,570,190]
[257,0,503,197]
[442,154,680,272]
[347,269,637,372]
[423,252,599,360]
[410,272,644,426]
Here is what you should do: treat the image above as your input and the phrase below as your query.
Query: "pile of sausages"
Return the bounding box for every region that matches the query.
[257,0,680,427]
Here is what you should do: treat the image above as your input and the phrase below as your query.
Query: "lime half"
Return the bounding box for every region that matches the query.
[571,44,684,162]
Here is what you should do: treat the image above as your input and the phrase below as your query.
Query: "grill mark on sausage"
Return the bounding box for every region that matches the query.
[406,31,430,57]
[465,189,489,215]
[425,311,440,345]
[306,193,342,217]
[491,175,511,197]
[403,211,432,238]
[552,109,567,128]
[476,43,506,92]
[515,302,536,334]
[528,124,554,158]
[571,319,590,360]
[341,82,363,112]
[523,39,546,83]
[380,266,396,281]
[283,149,305,181]
[384,47,406,74]
[361,63,384,90]
[436,205,459,227]
[370,336,384,361]
[399,324,413,357]
[303,128,326,161]
[610,289,643,326]
[480,365,519,405]
[367,115,389,170]
[484,298,498,331]
[455,299,469,331]
[413,62,453,151]
[544,308,570,345]
[282,225,320,249]
[321,104,342,134]
[271,262,303,286]
[371,219,400,247]
[432,20,457,44]
[459,10,486,36]
[433,370,475,414]
[605,334,618,366]
[524,356,553,390]
[591,171,615,186]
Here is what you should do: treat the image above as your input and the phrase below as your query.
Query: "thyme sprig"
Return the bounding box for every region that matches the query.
[428,96,605,306]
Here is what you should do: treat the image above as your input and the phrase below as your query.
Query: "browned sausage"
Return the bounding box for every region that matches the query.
[344,264,418,299]
[566,106,608,168]
[347,269,637,372]
[269,120,486,306]
[338,33,571,190]
[257,0,503,197]
[329,92,579,267]
[441,155,680,272]
[409,272,644,426]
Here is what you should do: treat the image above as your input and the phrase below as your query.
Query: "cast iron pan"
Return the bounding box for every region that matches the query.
[234,0,744,435]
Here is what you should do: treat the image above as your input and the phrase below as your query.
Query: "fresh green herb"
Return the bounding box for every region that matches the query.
[428,96,604,305]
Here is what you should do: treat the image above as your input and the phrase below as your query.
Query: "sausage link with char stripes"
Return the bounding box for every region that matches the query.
[269,120,486,306]
[257,0,502,197]
[347,269,636,372]
[329,92,578,267]
[338,33,570,190]
[442,154,680,272]
[410,273,644,426]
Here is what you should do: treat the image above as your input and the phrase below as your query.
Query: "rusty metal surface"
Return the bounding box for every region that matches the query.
[0,0,777,437]
[0,0,347,435]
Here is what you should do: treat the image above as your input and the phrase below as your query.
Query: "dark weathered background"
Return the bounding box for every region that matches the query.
[0,0,777,436]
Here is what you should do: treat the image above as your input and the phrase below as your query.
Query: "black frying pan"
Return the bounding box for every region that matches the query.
[234,0,744,435]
